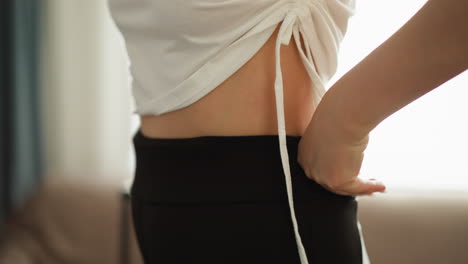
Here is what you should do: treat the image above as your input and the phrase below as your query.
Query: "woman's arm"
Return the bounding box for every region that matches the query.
[316,0,467,144]
[297,0,467,196]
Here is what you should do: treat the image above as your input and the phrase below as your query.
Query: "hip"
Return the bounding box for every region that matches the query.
[130,127,356,205]
[130,128,362,263]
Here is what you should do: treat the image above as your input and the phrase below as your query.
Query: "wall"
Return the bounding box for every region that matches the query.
[40,0,138,185]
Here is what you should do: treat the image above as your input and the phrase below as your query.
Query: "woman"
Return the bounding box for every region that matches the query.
[107,0,467,263]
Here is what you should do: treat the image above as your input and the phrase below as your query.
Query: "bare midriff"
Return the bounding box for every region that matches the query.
[140,21,316,139]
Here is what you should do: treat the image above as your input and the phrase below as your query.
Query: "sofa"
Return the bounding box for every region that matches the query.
[1,177,467,264]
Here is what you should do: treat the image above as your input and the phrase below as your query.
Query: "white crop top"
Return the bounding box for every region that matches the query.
[107,1,361,263]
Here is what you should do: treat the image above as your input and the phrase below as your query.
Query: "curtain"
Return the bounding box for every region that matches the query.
[0,0,43,235]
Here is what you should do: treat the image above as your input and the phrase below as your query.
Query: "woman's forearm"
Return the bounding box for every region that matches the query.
[312,0,467,143]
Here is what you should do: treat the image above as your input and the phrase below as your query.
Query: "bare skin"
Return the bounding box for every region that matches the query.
[298,0,467,197]
[140,21,315,139]
[137,0,467,198]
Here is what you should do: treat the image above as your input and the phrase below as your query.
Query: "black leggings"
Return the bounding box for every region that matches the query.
[130,128,368,264]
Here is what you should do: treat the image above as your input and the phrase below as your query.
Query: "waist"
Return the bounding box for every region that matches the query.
[139,22,316,138]
[131,128,355,204]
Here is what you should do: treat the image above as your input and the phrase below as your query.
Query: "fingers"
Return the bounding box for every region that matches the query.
[318,177,386,197]
[301,166,386,197]
[347,178,386,196]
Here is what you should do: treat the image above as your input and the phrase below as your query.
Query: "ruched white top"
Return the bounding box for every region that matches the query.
[107,1,371,263]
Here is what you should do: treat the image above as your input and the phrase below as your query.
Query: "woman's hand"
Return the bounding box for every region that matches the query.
[297,110,386,197]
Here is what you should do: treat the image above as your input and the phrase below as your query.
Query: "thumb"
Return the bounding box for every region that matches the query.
[358,177,386,194]
[339,177,386,195]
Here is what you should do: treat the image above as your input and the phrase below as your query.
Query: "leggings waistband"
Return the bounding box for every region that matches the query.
[131,128,355,204]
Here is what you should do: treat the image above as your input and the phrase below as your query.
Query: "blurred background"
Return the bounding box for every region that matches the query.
[0,0,467,263]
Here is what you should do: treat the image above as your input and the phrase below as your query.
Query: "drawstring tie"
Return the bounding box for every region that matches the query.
[273,1,330,263]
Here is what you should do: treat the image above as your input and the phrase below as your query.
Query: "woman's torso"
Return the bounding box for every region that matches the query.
[140,21,316,138]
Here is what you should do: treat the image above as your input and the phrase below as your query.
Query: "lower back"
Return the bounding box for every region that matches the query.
[140,22,316,138]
